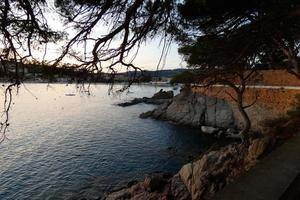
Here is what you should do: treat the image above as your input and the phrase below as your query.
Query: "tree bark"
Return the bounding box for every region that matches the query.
[289,58,300,79]
[237,104,251,145]
[236,86,251,145]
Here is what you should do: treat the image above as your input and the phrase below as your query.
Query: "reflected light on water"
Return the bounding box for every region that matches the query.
[0,83,215,200]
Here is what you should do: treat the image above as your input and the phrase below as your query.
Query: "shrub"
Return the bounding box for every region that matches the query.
[170,71,197,84]
[287,94,300,117]
[261,94,300,139]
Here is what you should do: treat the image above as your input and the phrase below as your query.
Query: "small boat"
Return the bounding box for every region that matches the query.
[65,93,76,96]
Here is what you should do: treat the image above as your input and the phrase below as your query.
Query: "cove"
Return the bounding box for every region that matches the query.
[0,83,216,200]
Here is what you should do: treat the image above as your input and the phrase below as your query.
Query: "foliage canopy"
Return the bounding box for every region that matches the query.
[1,0,300,141]
[175,0,300,78]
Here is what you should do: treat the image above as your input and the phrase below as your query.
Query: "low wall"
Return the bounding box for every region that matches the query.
[252,70,300,86]
[192,86,300,131]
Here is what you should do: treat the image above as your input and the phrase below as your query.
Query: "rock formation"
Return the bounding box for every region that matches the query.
[106,172,191,200]
[117,89,174,107]
[104,137,270,200]
[140,87,235,129]
[178,137,270,200]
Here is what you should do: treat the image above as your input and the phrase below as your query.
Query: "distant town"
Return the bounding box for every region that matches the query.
[0,60,187,84]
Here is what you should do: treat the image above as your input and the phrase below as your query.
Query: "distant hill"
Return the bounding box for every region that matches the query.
[120,68,187,78]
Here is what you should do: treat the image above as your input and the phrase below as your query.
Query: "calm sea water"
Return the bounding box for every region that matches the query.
[0,83,215,200]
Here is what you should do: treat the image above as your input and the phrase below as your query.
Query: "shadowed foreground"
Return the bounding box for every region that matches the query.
[213,134,300,200]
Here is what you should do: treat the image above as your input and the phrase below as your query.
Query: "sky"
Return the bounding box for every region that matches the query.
[33,0,185,72]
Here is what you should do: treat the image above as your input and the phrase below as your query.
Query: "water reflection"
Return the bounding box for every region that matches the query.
[0,83,215,200]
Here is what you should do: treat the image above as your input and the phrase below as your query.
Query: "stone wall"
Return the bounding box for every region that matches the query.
[192,86,300,131]
[252,70,300,86]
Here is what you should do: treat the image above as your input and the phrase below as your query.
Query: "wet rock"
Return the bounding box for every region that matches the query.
[118,90,173,107]
[201,126,219,135]
[140,101,171,119]
[152,89,174,99]
[139,111,154,119]
[118,98,147,107]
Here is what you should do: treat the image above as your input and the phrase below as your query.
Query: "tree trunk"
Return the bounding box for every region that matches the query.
[237,104,251,145]
[222,75,252,145]
[236,90,251,145]
[290,58,300,79]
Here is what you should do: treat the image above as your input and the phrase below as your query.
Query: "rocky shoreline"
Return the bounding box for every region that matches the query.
[104,137,271,200]
[117,89,174,107]
[139,87,240,139]
[99,88,271,200]
[73,87,294,200]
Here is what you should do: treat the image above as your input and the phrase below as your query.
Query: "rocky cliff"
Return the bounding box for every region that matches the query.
[140,87,235,129]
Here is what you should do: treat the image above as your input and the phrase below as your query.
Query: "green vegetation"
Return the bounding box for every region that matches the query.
[138,75,152,83]
[170,71,197,84]
[261,94,300,140]
[287,94,300,117]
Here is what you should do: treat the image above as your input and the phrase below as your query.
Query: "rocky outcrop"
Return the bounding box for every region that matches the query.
[118,97,170,107]
[152,89,174,99]
[117,89,173,107]
[140,87,235,129]
[106,172,190,200]
[179,137,270,200]
[179,144,247,200]
[171,174,192,200]
[105,137,270,200]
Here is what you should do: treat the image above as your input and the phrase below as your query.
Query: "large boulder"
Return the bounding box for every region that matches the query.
[179,144,248,200]
[178,137,270,200]
[152,89,174,99]
[140,87,235,128]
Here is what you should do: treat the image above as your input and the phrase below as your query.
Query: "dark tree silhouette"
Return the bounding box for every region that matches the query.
[173,0,300,78]
[171,0,300,142]
[0,0,62,78]
[0,0,176,140]
[1,0,300,142]
[0,0,63,141]
[1,0,300,83]
[53,0,175,74]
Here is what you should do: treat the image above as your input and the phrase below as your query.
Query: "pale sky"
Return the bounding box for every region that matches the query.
[32,0,185,72]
